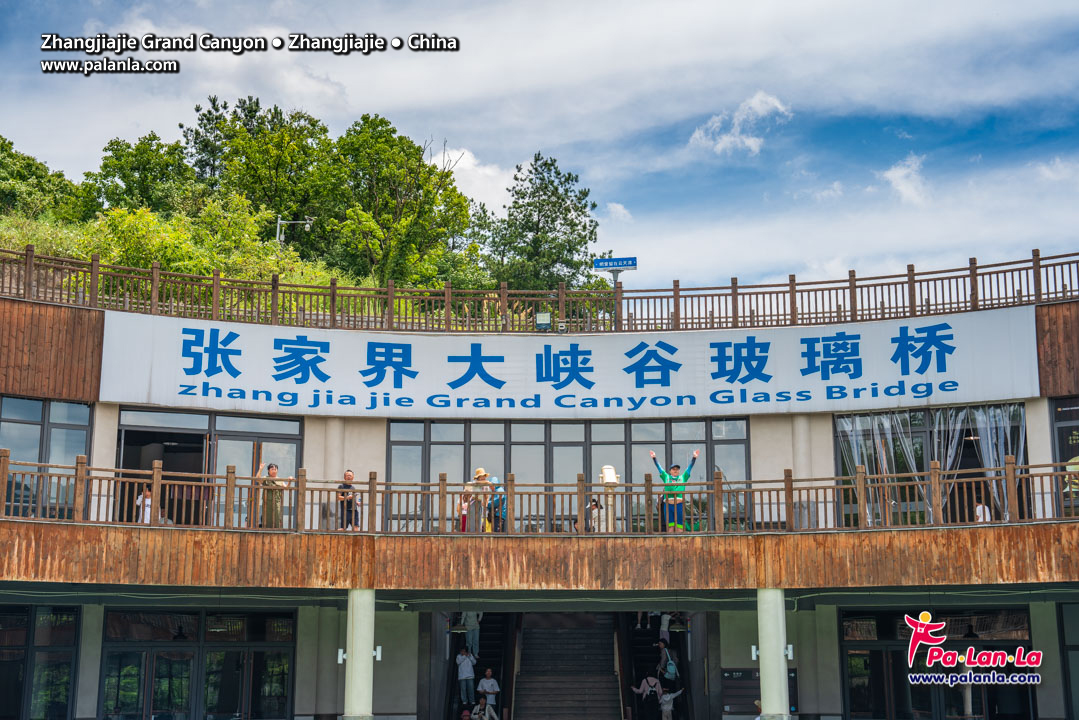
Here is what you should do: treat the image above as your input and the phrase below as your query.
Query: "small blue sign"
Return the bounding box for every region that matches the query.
[593,257,637,270]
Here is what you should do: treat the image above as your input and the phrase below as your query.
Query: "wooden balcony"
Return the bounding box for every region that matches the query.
[3,449,1079,591]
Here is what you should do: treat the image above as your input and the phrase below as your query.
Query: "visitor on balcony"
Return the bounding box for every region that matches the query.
[589,498,603,532]
[257,462,290,529]
[136,485,153,524]
[476,667,500,710]
[456,646,479,706]
[337,470,361,531]
[471,695,499,720]
[486,476,506,532]
[650,449,699,533]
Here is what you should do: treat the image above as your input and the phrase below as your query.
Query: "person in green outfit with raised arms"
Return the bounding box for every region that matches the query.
[649,449,700,532]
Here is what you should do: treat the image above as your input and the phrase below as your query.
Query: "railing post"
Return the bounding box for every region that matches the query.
[270,274,280,325]
[367,471,378,532]
[848,270,858,322]
[295,468,307,532]
[150,460,163,527]
[499,281,509,331]
[855,465,868,528]
[614,281,624,332]
[929,460,942,526]
[712,470,724,532]
[783,469,795,531]
[730,277,740,328]
[644,473,654,534]
[788,274,798,325]
[0,449,9,514]
[1005,455,1019,522]
[89,254,100,308]
[906,264,917,317]
[329,278,338,329]
[23,244,34,299]
[672,280,681,330]
[558,282,566,323]
[73,455,87,522]
[1032,249,1043,302]
[223,464,235,529]
[968,257,979,310]
[150,261,161,315]
[385,279,395,330]
[576,473,587,533]
[505,473,516,534]
[211,270,221,321]
[444,281,453,331]
[438,473,448,533]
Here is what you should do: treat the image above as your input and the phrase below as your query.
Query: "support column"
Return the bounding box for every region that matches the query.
[757,588,790,720]
[344,589,375,720]
[74,604,104,720]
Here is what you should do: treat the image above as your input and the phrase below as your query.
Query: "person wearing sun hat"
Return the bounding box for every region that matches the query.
[649,449,700,532]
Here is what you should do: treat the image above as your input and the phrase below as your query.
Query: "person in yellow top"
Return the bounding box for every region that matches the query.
[649,449,699,532]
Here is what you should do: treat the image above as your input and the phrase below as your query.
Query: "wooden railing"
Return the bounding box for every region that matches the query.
[3,449,1078,535]
[1,245,1074,332]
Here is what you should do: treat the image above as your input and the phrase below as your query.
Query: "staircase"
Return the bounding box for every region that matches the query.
[446,613,514,719]
[513,613,622,719]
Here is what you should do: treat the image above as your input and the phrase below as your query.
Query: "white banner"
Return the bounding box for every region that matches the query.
[99,306,1039,419]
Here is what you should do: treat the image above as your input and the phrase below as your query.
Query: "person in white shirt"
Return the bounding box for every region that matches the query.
[471,695,499,720]
[135,485,153,524]
[476,667,500,709]
[456,647,478,706]
[658,686,683,720]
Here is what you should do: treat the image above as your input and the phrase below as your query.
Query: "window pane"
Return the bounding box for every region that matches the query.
[672,422,705,441]
[430,445,464,485]
[590,423,625,442]
[509,445,544,485]
[511,423,544,442]
[151,651,193,715]
[28,650,72,720]
[48,402,89,426]
[248,613,295,643]
[591,445,626,484]
[105,612,200,643]
[33,608,77,647]
[102,650,145,720]
[389,421,423,441]
[470,445,504,483]
[1,397,42,421]
[48,428,86,466]
[714,444,748,485]
[631,445,658,484]
[551,446,583,486]
[119,411,208,430]
[216,416,300,435]
[0,421,42,463]
[250,651,291,719]
[205,615,246,642]
[672,443,703,480]
[259,442,297,480]
[1065,604,1079,645]
[712,419,747,440]
[0,609,29,647]
[471,423,505,442]
[390,445,422,484]
[0,649,25,720]
[430,422,464,442]
[551,423,584,442]
[631,422,664,442]
[203,650,244,716]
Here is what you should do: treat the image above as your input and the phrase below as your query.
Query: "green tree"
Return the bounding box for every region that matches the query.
[318,115,471,286]
[82,132,194,215]
[0,135,79,219]
[479,152,605,290]
[178,95,231,188]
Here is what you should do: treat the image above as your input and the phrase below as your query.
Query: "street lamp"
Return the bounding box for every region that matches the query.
[275,215,316,244]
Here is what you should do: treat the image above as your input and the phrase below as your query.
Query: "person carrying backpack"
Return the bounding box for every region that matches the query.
[630,675,663,720]
[656,639,680,690]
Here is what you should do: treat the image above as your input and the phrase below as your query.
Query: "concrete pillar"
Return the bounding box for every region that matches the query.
[293,606,319,719]
[1030,601,1066,719]
[74,604,104,720]
[344,589,375,720]
[1025,397,1055,518]
[316,606,342,718]
[757,588,790,720]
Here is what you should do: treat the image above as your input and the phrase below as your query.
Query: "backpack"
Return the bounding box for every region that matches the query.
[662,649,679,680]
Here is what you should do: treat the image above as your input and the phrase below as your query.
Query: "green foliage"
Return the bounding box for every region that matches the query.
[477,152,606,290]
[82,132,194,216]
[0,214,83,256]
[0,135,80,220]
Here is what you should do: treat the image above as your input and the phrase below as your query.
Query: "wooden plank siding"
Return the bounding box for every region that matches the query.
[1,519,1077,591]
[1037,301,1079,397]
[0,298,103,402]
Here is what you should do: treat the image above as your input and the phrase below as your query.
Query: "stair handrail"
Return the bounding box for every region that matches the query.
[504,613,524,720]
[614,618,630,720]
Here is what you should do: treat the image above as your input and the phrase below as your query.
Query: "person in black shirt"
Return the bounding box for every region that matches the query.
[337,469,361,531]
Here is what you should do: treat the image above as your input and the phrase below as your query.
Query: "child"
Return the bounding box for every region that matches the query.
[658,685,684,720]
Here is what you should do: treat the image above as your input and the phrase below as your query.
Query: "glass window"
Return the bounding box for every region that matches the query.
[509,445,544,485]
[551,446,583,486]
[430,445,464,485]
[216,416,300,435]
[102,650,146,719]
[250,651,290,718]
[0,611,28,648]
[1,398,42,422]
[389,421,423,441]
[0,648,25,717]
[48,402,89,426]
[714,443,748,485]
[247,614,295,643]
[47,428,86,466]
[551,424,584,442]
[430,423,464,442]
[105,613,199,642]
[591,423,625,442]
[672,421,705,441]
[471,424,504,442]
[205,615,246,643]
[591,445,626,483]
[28,650,72,720]
[120,410,209,431]
[712,419,746,440]
[151,651,192,717]
[631,422,664,442]
[390,445,422,485]
[0,422,41,464]
[33,608,77,647]
[511,423,544,442]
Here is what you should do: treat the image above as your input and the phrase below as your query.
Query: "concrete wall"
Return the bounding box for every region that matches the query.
[748,413,835,481]
[90,402,119,468]
[373,611,420,719]
[1031,601,1066,720]
[303,416,387,483]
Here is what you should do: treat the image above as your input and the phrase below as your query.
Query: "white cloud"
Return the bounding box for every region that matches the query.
[1036,156,1079,182]
[880,153,930,205]
[439,148,514,211]
[689,91,792,157]
[605,202,633,222]
[813,181,844,201]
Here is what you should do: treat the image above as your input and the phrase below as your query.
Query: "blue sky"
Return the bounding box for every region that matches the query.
[2,0,1079,287]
